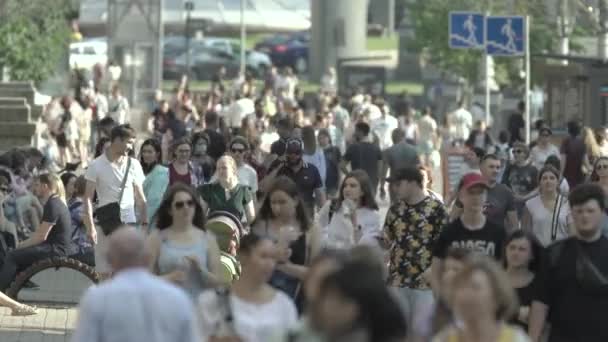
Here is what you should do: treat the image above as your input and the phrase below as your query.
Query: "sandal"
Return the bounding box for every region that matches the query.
[11,304,38,316]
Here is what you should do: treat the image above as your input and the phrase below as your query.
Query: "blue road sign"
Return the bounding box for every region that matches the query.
[486,16,525,56]
[449,12,485,49]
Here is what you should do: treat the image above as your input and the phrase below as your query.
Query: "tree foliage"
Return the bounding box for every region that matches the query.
[406,0,588,87]
[0,0,74,83]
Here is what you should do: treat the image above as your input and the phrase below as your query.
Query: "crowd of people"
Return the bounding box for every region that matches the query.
[0,64,605,342]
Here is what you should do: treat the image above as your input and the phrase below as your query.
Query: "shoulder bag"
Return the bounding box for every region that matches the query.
[550,194,564,242]
[95,157,131,236]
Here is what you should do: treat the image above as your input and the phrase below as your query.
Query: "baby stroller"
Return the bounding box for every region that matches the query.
[205,211,243,283]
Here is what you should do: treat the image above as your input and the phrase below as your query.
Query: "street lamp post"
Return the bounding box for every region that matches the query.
[185,1,194,76]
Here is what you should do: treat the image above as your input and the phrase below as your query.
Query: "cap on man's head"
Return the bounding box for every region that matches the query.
[285,138,304,155]
[459,172,489,192]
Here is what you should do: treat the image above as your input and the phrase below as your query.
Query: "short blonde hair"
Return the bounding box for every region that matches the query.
[450,256,518,320]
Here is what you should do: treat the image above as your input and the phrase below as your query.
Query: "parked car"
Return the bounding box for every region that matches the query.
[254,32,309,73]
[69,39,107,70]
[163,45,247,81]
[163,37,268,79]
[202,37,272,76]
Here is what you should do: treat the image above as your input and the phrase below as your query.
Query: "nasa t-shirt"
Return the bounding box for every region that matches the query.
[432,217,506,260]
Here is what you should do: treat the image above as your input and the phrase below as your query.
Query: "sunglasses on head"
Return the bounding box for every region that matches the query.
[174,199,195,209]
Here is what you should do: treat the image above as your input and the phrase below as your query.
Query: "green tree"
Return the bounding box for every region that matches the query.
[0,0,75,83]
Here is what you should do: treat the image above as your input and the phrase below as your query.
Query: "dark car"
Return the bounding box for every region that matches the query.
[254,32,309,74]
[163,45,245,81]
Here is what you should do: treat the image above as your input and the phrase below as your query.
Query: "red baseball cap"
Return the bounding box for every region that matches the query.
[459,172,489,191]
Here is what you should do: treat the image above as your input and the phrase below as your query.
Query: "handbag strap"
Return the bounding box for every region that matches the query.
[551,194,563,241]
[117,157,132,205]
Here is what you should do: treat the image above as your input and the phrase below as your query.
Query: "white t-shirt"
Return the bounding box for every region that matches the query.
[317,202,382,249]
[530,144,560,170]
[525,195,572,247]
[418,115,438,143]
[198,290,297,342]
[85,154,145,224]
[371,115,399,150]
[237,164,258,193]
[224,98,255,129]
[449,108,473,141]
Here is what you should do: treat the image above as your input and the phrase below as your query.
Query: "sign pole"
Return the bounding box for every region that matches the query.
[485,54,491,126]
[525,15,531,144]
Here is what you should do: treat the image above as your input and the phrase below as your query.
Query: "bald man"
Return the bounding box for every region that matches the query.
[71,227,199,342]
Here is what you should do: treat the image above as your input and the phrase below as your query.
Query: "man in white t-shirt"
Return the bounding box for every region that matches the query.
[84,124,146,273]
[449,100,473,142]
[229,136,258,194]
[371,101,398,150]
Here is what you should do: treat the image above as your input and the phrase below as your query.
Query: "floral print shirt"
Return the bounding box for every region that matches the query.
[383,196,448,289]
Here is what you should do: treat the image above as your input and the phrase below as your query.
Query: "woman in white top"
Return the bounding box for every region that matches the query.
[522,166,573,247]
[529,127,560,170]
[318,170,381,249]
[198,234,298,342]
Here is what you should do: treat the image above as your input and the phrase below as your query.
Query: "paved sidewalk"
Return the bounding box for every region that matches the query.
[0,267,92,342]
[0,306,77,342]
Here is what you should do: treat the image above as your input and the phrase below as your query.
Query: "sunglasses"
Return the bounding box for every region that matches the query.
[597,164,608,170]
[0,186,9,193]
[231,148,245,154]
[173,199,195,209]
[540,133,550,137]
[513,149,526,154]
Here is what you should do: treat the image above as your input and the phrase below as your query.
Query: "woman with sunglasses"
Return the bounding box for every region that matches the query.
[147,184,223,299]
[522,166,573,246]
[199,155,256,227]
[529,127,559,171]
[228,136,259,198]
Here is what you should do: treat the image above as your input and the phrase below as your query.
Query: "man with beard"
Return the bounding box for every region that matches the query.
[260,138,326,215]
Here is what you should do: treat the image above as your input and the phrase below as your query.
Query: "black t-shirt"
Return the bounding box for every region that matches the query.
[344,141,382,185]
[43,195,75,255]
[510,275,542,331]
[433,218,506,260]
[502,163,538,196]
[272,161,322,215]
[538,236,608,342]
[323,146,341,191]
[508,113,525,143]
[204,128,227,161]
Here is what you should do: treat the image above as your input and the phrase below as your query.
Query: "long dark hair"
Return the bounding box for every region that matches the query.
[257,176,312,232]
[502,230,543,273]
[338,170,378,210]
[590,156,608,182]
[139,138,162,175]
[319,259,407,341]
[156,183,206,230]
